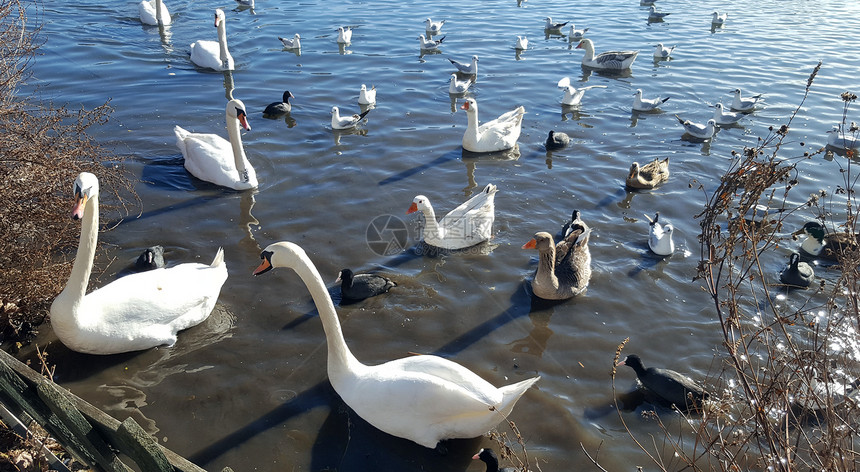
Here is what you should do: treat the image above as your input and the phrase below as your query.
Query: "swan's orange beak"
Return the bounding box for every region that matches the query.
[460,101,470,111]
[406,202,418,214]
[237,110,251,131]
[522,239,537,249]
[253,259,272,276]
[214,14,221,27]
[71,192,88,220]
[576,41,584,49]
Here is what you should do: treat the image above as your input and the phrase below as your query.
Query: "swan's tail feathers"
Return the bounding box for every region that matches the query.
[210,247,226,267]
[496,376,540,415]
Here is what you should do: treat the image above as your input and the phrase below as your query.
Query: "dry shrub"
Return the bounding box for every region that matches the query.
[0,0,135,344]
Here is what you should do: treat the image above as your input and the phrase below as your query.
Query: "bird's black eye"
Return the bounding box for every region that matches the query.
[236,107,246,117]
[260,250,272,260]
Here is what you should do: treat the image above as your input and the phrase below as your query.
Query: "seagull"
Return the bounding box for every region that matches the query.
[449,55,478,75]
[358,84,376,105]
[730,89,763,112]
[515,36,528,50]
[424,18,446,34]
[675,114,716,140]
[633,89,669,112]
[418,34,445,50]
[653,43,675,58]
[712,11,728,25]
[278,33,301,49]
[235,0,254,7]
[331,106,369,130]
[557,77,607,106]
[827,124,860,150]
[544,17,568,31]
[712,103,743,125]
[448,74,472,94]
[337,26,352,44]
[568,24,589,41]
[648,5,670,20]
[644,212,674,256]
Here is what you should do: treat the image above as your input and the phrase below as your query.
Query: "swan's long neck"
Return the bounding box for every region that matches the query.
[217,19,231,65]
[291,251,361,377]
[54,194,99,316]
[154,0,164,24]
[226,112,253,185]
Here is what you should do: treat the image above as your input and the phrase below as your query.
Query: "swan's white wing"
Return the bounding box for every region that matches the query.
[190,40,223,70]
[175,127,241,188]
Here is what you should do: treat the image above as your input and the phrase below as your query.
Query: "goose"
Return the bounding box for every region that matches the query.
[175,98,257,190]
[730,88,763,112]
[557,77,607,106]
[190,9,234,71]
[335,269,396,301]
[792,221,859,261]
[135,245,165,272]
[626,157,669,189]
[424,18,446,34]
[544,17,568,31]
[358,84,377,105]
[545,130,570,150]
[263,91,294,117]
[336,26,352,44]
[575,39,638,70]
[653,43,675,58]
[50,173,228,355]
[139,0,171,26]
[473,448,519,472]
[617,354,708,411]
[331,106,370,130]
[648,5,670,20]
[253,241,539,448]
[448,74,472,94]
[712,103,743,125]
[460,97,525,153]
[560,209,582,239]
[568,24,588,41]
[644,212,674,256]
[407,184,498,250]
[711,11,728,25]
[780,253,814,289]
[278,33,301,49]
[523,223,592,300]
[514,36,528,50]
[633,89,669,112]
[674,114,716,140]
[449,55,478,75]
[826,124,860,150]
[418,34,445,50]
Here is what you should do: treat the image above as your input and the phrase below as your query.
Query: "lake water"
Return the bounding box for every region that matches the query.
[17,0,860,470]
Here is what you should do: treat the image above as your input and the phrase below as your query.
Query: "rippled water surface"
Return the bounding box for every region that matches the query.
[17,0,860,470]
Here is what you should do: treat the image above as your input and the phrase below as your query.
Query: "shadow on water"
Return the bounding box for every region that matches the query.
[377,148,463,186]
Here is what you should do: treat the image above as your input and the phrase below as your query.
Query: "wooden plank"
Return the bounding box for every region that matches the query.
[115,417,173,472]
[37,379,133,472]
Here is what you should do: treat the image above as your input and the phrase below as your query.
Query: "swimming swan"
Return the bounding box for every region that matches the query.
[190,9,234,71]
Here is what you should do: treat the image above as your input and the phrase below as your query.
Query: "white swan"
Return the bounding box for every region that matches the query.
[253,241,539,448]
[174,98,258,190]
[50,173,228,355]
[460,97,525,153]
[407,183,498,250]
[139,0,171,26]
[190,9,234,71]
[575,38,638,70]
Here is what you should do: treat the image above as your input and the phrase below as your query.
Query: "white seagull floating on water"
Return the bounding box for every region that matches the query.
[331,106,370,130]
[653,43,675,58]
[713,103,743,125]
[712,11,728,25]
[731,88,763,112]
[278,33,301,49]
[648,5,670,20]
[827,124,860,150]
[337,26,352,44]
[358,84,376,105]
[448,74,472,94]
[645,212,674,256]
[568,24,588,41]
[418,34,445,50]
[544,17,568,31]
[633,89,669,112]
[449,55,478,75]
[515,36,528,50]
[675,114,716,140]
[557,77,607,106]
[424,18,446,34]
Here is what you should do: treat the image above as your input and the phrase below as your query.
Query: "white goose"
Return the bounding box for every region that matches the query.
[448,74,472,94]
[139,0,171,26]
[460,97,525,153]
[190,9,234,71]
[557,77,607,106]
[407,184,498,250]
[50,173,228,355]
[253,241,539,448]
[575,39,638,70]
[175,98,257,190]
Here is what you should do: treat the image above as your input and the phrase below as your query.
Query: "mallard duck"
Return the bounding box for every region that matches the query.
[644,212,674,256]
[522,216,592,300]
[253,241,540,448]
[335,269,396,301]
[575,39,638,70]
[617,354,708,410]
[626,157,669,189]
[779,253,814,288]
[460,97,525,153]
[473,448,519,472]
[407,183,497,250]
[792,221,859,260]
[50,173,228,355]
[545,130,570,150]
